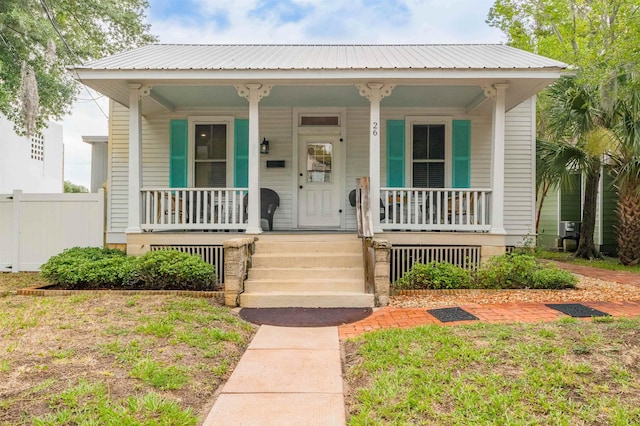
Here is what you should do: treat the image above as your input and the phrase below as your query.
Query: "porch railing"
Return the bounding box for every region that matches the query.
[380,188,492,231]
[141,188,248,231]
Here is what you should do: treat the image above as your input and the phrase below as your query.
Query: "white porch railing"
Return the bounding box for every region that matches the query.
[380,188,492,231]
[141,188,248,231]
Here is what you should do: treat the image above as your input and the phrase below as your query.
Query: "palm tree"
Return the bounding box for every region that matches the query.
[612,89,640,265]
[540,76,616,259]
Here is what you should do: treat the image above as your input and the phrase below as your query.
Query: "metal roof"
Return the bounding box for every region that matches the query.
[79,44,567,71]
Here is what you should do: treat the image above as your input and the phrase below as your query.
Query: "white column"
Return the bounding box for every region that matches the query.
[357,83,395,233]
[126,84,143,233]
[236,84,272,234]
[489,83,508,234]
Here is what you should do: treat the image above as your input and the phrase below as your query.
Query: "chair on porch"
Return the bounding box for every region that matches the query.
[243,188,280,231]
[348,189,389,222]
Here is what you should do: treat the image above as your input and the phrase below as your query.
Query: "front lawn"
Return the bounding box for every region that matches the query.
[344,318,640,425]
[0,275,255,425]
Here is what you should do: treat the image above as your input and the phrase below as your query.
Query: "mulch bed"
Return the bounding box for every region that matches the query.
[16,284,225,302]
[239,307,373,327]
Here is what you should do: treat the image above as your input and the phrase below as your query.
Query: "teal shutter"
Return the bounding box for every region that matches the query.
[234,119,249,188]
[169,119,188,188]
[452,120,471,188]
[386,120,405,187]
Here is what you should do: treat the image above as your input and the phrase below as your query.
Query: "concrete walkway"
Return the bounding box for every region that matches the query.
[203,325,345,426]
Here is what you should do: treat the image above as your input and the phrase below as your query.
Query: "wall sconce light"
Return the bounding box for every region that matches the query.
[260,137,270,154]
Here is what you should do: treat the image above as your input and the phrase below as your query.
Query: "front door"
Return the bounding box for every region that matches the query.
[298,135,341,227]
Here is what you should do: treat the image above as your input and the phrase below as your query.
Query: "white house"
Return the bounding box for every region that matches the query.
[0,115,63,193]
[72,44,567,307]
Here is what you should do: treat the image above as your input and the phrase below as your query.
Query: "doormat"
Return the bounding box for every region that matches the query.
[239,307,373,327]
[427,307,479,323]
[545,303,610,318]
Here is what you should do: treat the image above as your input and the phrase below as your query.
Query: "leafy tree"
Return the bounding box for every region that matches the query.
[64,180,88,193]
[0,0,156,134]
[612,86,640,265]
[488,0,640,259]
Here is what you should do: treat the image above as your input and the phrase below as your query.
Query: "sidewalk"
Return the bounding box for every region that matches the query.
[203,325,345,426]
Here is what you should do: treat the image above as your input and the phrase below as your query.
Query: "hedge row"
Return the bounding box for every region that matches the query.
[394,252,577,290]
[40,247,216,291]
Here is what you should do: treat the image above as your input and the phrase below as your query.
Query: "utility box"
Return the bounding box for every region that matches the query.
[559,221,581,240]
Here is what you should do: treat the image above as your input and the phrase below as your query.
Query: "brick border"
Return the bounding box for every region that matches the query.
[16,285,225,303]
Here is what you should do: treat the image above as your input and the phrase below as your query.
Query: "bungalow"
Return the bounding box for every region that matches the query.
[72,44,567,307]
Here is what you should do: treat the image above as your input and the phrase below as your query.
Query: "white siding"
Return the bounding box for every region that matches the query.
[504,97,536,245]
[108,98,536,242]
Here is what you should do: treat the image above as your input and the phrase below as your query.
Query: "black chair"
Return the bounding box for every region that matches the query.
[243,188,280,231]
[348,189,388,221]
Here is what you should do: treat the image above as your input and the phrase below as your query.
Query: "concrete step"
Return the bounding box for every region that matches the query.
[256,233,361,242]
[244,278,365,293]
[254,240,361,254]
[239,291,375,308]
[248,267,363,280]
[251,253,362,268]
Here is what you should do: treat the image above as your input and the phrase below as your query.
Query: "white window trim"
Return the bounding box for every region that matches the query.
[187,116,235,188]
[404,116,452,188]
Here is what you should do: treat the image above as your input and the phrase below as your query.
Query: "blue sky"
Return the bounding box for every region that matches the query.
[62,0,503,189]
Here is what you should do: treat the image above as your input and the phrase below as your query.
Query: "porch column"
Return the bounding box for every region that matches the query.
[126,83,143,233]
[487,83,509,234]
[236,84,272,234]
[357,83,395,233]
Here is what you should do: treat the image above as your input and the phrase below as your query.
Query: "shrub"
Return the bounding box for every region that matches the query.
[395,253,577,291]
[132,250,216,291]
[41,247,131,289]
[530,267,577,289]
[394,261,472,290]
[475,252,538,289]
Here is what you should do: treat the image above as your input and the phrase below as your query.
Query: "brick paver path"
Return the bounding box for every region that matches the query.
[339,263,640,340]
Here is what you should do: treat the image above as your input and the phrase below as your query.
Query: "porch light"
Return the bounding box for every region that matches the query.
[260,137,270,154]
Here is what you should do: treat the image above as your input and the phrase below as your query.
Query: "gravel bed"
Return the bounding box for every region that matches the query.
[389,275,640,308]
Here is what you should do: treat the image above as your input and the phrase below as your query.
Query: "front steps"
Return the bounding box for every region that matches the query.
[239,234,374,308]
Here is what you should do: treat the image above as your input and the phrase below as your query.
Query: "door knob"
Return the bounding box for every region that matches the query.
[299,173,303,177]
[299,185,303,189]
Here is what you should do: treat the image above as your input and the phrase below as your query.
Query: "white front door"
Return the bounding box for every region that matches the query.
[298,135,341,227]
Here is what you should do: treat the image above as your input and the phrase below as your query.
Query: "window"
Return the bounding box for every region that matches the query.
[412,124,445,188]
[194,124,227,187]
[188,117,234,188]
[299,115,340,126]
[31,134,45,161]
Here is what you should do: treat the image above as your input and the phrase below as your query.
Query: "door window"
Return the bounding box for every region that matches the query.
[306,143,333,183]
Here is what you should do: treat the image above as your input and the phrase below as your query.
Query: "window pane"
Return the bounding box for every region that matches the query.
[301,116,339,126]
[195,162,226,187]
[413,163,444,188]
[428,125,445,160]
[412,125,428,159]
[307,143,332,183]
[195,124,226,160]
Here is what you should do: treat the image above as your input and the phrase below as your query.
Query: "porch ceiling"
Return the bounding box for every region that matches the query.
[83,78,556,116]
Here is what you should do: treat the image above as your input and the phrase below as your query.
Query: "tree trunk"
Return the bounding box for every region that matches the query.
[575,163,602,259]
[535,182,551,234]
[616,184,640,266]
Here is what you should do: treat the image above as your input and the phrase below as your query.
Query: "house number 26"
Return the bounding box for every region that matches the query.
[372,122,378,136]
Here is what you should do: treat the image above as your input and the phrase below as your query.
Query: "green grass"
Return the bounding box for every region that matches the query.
[536,249,640,273]
[345,318,640,425]
[34,380,196,425]
[0,272,49,292]
[0,290,254,424]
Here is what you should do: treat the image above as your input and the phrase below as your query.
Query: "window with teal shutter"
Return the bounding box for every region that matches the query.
[386,120,405,187]
[169,119,188,188]
[234,119,249,187]
[452,120,471,188]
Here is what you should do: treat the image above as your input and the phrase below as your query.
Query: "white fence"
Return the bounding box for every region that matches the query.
[141,188,248,231]
[0,190,105,272]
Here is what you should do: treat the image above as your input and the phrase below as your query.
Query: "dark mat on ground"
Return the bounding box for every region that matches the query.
[239,307,373,327]
[427,307,479,323]
[545,303,610,318]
